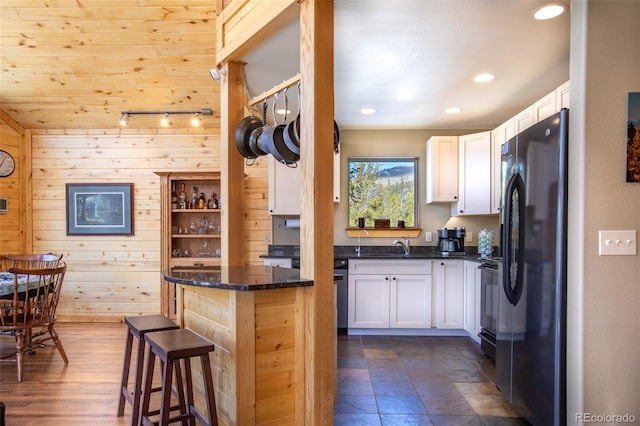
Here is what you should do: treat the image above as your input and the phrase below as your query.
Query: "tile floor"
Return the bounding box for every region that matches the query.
[335,334,528,425]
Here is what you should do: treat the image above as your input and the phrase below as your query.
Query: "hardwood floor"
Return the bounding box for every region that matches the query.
[1,323,524,425]
[0,322,136,426]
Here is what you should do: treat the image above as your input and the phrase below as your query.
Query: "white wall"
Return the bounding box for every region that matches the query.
[568,1,640,422]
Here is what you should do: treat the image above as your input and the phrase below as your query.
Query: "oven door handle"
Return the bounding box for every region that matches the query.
[478,264,497,272]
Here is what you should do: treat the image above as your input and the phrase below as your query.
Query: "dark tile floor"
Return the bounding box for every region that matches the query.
[335,334,529,425]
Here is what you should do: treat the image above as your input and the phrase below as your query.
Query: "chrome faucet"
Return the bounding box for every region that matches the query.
[393,237,410,256]
[356,229,369,257]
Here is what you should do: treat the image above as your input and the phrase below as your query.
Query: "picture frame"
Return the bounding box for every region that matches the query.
[66,183,134,236]
[627,92,640,182]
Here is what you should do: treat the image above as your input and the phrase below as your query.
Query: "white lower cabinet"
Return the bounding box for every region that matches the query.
[463,261,482,342]
[434,260,464,329]
[348,259,431,329]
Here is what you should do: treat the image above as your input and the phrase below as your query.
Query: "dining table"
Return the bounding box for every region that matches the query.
[0,271,40,299]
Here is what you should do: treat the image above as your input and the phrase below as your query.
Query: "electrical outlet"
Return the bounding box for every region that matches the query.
[263,232,271,242]
[425,232,432,242]
[599,230,636,255]
[466,231,473,243]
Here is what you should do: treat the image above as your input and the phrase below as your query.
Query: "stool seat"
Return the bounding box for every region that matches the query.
[145,328,215,360]
[125,315,180,338]
[118,314,179,425]
[140,329,218,426]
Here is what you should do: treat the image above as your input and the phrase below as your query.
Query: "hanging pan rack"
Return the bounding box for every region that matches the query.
[248,73,301,108]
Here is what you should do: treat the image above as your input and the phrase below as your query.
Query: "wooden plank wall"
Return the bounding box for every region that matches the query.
[0,114,21,254]
[11,125,270,322]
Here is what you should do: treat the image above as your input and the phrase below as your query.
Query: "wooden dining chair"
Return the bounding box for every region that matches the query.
[0,254,9,272]
[6,253,63,270]
[0,264,67,382]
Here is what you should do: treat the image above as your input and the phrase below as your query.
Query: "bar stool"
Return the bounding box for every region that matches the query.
[140,328,218,426]
[117,314,180,425]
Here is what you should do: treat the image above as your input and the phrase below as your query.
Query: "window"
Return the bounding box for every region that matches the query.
[348,157,418,228]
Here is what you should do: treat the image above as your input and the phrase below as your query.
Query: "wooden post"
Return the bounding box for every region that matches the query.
[299,0,335,423]
[221,61,247,266]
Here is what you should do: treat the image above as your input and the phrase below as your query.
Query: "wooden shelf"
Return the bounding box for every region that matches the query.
[345,228,421,238]
[172,209,221,213]
[172,234,221,238]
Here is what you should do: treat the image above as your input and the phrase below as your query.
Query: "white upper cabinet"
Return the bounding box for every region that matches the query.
[556,80,570,110]
[268,157,301,215]
[426,136,459,203]
[333,150,341,203]
[452,131,491,216]
[533,89,557,123]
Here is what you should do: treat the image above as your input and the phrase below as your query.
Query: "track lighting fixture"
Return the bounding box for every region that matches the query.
[118,108,213,127]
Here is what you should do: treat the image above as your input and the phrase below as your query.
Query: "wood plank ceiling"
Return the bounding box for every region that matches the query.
[0,0,222,130]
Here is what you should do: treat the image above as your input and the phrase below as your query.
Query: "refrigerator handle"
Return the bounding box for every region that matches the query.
[502,172,526,306]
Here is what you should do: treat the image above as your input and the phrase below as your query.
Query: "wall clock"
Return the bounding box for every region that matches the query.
[0,150,16,177]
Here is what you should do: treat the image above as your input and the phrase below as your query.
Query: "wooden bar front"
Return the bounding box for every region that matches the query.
[166,267,312,425]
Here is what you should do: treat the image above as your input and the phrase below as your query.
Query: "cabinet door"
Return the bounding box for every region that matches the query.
[452,131,491,216]
[268,156,301,215]
[514,105,535,133]
[435,260,464,329]
[426,136,459,203]
[333,150,341,203]
[490,127,506,215]
[390,274,431,328]
[348,274,390,328]
[463,261,481,342]
[556,80,570,110]
[533,89,557,123]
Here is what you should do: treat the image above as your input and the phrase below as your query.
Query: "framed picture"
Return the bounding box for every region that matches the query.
[627,92,640,182]
[66,183,134,235]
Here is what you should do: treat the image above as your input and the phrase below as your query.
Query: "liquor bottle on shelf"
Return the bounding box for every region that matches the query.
[198,193,206,209]
[171,183,178,209]
[208,192,218,209]
[178,183,187,209]
[191,186,198,209]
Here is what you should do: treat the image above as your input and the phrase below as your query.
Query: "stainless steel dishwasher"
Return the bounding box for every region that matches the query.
[334,259,348,334]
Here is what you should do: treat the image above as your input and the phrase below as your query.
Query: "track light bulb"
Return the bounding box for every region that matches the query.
[191,113,201,127]
[119,113,129,126]
[161,113,169,127]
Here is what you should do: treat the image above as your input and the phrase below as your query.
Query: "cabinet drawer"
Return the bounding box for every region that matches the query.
[349,259,431,275]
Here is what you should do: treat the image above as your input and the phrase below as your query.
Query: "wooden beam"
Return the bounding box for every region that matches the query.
[299,0,335,424]
[216,0,299,66]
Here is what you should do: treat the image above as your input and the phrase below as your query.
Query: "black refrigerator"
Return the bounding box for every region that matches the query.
[496,109,568,425]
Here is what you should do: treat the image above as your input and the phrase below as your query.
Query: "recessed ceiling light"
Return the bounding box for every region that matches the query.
[533,3,566,20]
[361,108,376,115]
[445,107,462,114]
[473,73,496,83]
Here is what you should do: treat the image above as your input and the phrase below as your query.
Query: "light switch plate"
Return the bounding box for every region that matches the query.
[466,231,472,243]
[598,230,636,256]
[425,232,432,242]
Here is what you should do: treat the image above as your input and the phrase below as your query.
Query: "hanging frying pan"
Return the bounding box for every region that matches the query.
[234,114,262,159]
[248,100,269,157]
[261,91,299,164]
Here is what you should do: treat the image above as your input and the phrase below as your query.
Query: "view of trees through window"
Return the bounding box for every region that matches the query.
[348,158,417,228]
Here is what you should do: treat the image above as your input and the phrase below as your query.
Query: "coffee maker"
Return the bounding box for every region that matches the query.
[437,227,466,256]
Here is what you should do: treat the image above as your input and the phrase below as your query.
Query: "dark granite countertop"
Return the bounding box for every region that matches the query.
[163,265,313,291]
[260,245,496,263]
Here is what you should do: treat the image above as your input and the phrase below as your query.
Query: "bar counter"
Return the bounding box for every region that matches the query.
[163,264,313,291]
[162,265,315,425]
